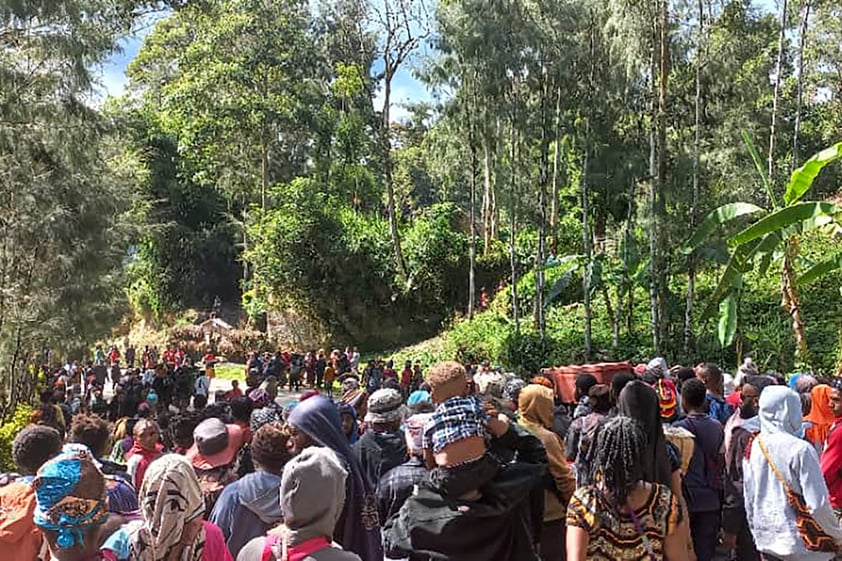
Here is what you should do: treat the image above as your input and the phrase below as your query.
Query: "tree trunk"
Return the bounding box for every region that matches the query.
[261,73,269,213]
[792,0,811,172]
[648,18,661,355]
[656,0,670,352]
[534,62,550,337]
[768,0,788,187]
[603,285,619,351]
[382,75,409,281]
[583,25,595,360]
[509,120,520,333]
[550,85,562,254]
[468,102,478,319]
[482,140,493,255]
[782,240,809,363]
[624,179,636,337]
[686,0,704,356]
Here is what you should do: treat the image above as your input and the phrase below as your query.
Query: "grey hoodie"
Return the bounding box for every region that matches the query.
[236,447,361,561]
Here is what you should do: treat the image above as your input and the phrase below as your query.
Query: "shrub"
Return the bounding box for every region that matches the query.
[0,406,34,471]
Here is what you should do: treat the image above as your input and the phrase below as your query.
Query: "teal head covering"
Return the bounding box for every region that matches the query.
[33,447,108,549]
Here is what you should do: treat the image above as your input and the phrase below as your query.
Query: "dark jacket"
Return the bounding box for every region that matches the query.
[376,456,427,523]
[353,429,407,487]
[384,424,547,561]
[723,423,756,534]
[674,411,725,513]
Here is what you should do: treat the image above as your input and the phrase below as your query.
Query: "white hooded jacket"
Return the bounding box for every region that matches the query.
[744,386,842,561]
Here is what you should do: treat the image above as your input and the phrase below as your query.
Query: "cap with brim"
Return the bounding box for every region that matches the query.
[186,418,244,470]
[364,389,406,424]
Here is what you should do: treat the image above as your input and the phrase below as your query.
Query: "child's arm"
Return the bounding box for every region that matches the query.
[481,399,510,436]
[486,415,510,437]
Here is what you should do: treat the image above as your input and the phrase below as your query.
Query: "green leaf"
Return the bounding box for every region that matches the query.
[701,239,760,320]
[756,232,782,275]
[544,268,576,310]
[784,142,842,205]
[797,253,842,285]
[695,240,730,265]
[718,294,738,348]
[742,130,777,209]
[731,202,840,245]
[681,202,765,253]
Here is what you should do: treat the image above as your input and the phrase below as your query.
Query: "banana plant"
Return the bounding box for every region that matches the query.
[682,134,842,358]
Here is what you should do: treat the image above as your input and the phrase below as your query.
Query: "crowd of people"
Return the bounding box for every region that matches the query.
[7,349,842,561]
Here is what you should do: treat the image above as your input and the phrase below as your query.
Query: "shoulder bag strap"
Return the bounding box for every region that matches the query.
[756,436,798,501]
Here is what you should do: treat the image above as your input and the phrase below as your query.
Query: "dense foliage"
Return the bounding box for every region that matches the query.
[2,0,842,414]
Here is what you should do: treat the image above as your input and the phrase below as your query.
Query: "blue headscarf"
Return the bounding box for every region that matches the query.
[33,448,109,549]
[288,395,383,561]
[407,389,431,406]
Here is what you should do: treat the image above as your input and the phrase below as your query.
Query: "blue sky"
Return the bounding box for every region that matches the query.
[98,0,778,116]
[96,11,435,121]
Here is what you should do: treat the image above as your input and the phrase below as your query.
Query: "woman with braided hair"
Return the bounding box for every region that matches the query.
[566,416,691,561]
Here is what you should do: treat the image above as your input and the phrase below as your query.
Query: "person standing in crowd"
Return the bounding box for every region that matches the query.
[821,381,842,520]
[616,381,679,490]
[126,344,136,369]
[128,454,232,561]
[187,418,244,518]
[126,419,163,491]
[324,360,337,396]
[566,416,690,561]
[696,363,734,424]
[806,384,835,454]
[354,389,408,486]
[315,350,327,389]
[195,367,211,409]
[0,425,63,560]
[226,380,243,401]
[376,412,432,524]
[673,378,725,561]
[722,375,774,561]
[572,373,598,420]
[744,386,842,560]
[32,448,120,561]
[350,346,361,373]
[68,414,139,515]
[400,360,413,398]
[565,384,611,486]
[518,383,575,561]
[407,382,431,407]
[211,423,292,557]
[236,447,362,561]
[286,394,383,561]
[338,403,360,445]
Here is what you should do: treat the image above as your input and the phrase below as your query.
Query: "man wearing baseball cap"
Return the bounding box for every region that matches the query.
[353,389,408,486]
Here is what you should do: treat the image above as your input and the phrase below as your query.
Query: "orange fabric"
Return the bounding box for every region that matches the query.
[805,384,834,446]
[0,481,42,561]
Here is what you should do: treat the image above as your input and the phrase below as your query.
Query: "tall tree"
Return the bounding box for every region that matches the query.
[685,0,707,355]
[791,0,812,171]
[768,0,789,185]
[0,0,151,413]
[368,0,430,282]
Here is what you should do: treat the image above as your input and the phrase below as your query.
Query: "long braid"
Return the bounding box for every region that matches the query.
[592,416,647,507]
